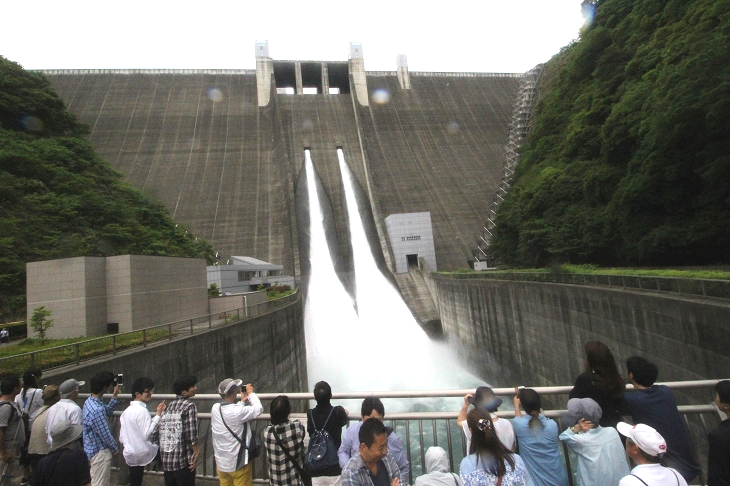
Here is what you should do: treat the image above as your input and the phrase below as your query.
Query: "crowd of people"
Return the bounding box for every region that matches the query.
[0,343,727,486]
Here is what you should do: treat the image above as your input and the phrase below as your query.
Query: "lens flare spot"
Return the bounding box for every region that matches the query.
[20,115,44,132]
[207,87,223,102]
[581,2,596,29]
[371,89,391,104]
[446,121,460,134]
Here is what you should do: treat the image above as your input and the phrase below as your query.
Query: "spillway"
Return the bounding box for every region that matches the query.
[305,149,483,411]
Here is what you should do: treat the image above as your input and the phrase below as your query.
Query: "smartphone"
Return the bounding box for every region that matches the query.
[116,373,124,386]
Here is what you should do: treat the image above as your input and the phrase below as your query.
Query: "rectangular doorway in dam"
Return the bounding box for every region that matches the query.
[273,61,296,91]
[300,62,323,94]
[328,62,350,94]
[407,254,419,268]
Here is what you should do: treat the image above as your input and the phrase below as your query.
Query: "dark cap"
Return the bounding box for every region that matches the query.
[469,386,502,412]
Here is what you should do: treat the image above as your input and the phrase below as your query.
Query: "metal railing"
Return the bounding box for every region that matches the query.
[91,379,724,485]
[440,271,730,301]
[0,290,299,376]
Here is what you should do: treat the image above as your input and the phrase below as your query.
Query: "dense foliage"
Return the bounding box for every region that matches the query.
[491,0,730,267]
[0,56,215,320]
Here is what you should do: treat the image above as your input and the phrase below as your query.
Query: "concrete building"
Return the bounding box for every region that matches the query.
[385,212,437,273]
[207,256,295,295]
[26,255,207,338]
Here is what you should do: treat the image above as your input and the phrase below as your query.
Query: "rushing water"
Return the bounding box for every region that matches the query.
[303,150,484,413]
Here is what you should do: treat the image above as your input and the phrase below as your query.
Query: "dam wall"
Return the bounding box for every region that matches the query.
[46,72,297,276]
[360,75,520,271]
[42,298,307,405]
[45,70,521,285]
[423,270,730,400]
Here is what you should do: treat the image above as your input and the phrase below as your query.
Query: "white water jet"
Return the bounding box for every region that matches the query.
[303,150,362,392]
[303,149,486,413]
[337,149,485,410]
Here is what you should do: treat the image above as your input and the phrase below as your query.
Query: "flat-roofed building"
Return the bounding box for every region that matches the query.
[207,256,295,295]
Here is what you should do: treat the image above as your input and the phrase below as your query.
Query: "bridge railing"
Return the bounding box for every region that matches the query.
[442,271,730,301]
[0,290,299,376]
[92,379,724,485]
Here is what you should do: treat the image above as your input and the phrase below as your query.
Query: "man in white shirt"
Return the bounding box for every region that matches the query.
[617,422,688,486]
[457,386,515,452]
[45,378,85,445]
[120,377,166,486]
[211,379,263,486]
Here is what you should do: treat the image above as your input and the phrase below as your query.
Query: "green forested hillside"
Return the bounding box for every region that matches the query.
[491,0,730,267]
[0,56,214,320]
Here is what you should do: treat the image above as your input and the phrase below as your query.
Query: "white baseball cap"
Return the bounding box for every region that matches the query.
[617,422,667,457]
[218,378,243,395]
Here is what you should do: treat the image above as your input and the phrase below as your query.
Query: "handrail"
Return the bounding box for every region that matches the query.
[91,379,723,485]
[0,290,299,375]
[92,378,726,404]
[438,271,730,300]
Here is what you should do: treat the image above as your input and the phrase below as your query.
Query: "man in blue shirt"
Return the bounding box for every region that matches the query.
[338,398,409,485]
[619,356,702,483]
[82,371,121,486]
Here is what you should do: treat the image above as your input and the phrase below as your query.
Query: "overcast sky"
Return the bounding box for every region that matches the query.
[1,0,585,73]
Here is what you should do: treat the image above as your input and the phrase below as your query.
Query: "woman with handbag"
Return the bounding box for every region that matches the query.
[460,409,530,486]
[263,395,310,486]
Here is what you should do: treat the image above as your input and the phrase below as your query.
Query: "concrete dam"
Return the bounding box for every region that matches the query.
[43,45,522,319]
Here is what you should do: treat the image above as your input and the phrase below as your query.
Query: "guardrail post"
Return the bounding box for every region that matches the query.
[701,280,707,297]
[638,277,643,289]
[168,324,172,339]
[143,329,147,347]
[112,335,117,355]
[30,352,35,368]
[75,344,80,365]
[677,279,682,295]
[190,319,194,334]
[622,276,626,288]
[208,314,212,328]
[655,277,660,291]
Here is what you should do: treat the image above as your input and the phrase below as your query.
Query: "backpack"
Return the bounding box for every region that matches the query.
[307,407,339,471]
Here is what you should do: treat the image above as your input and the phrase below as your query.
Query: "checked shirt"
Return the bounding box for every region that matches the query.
[156,396,198,471]
[341,452,401,486]
[263,419,306,486]
[82,396,120,459]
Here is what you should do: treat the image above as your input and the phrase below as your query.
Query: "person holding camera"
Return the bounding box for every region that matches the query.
[211,379,262,486]
[82,371,121,486]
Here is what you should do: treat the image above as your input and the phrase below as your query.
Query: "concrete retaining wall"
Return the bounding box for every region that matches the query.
[42,298,307,406]
[424,272,730,393]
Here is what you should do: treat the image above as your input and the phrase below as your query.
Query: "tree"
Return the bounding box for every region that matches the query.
[30,305,53,343]
[208,283,221,298]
